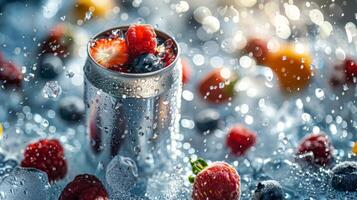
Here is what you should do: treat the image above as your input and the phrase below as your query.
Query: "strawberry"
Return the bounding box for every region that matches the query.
[198,68,238,104]
[226,125,257,156]
[296,133,333,166]
[59,174,109,200]
[39,23,75,58]
[189,158,241,200]
[181,59,191,84]
[21,139,67,182]
[89,38,129,72]
[0,53,22,88]
[126,24,157,58]
[244,38,269,65]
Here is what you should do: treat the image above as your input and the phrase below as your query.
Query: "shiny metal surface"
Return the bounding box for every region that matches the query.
[84,26,181,174]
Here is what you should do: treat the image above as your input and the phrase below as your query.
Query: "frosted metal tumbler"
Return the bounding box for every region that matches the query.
[83,26,181,174]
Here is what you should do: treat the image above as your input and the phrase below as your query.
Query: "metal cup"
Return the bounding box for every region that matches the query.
[84,26,181,174]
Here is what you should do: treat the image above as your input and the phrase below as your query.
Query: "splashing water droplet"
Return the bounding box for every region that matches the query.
[84,11,93,21]
[315,88,325,100]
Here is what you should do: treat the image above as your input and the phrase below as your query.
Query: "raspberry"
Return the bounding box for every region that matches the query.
[296,133,333,166]
[59,174,109,200]
[244,38,269,65]
[126,24,157,58]
[198,68,238,104]
[21,139,67,182]
[226,125,257,156]
[189,159,240,200]
[0,53,23,88]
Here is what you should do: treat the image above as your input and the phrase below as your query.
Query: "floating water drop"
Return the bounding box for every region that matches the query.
[193,7,212,23]
[175,1,189,13]
[284,3,300,21]
[202,16,220,34]
[315,88,325,100]
[309,9,324,25]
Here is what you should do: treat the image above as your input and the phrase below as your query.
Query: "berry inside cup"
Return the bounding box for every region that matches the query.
[89,24,177,74]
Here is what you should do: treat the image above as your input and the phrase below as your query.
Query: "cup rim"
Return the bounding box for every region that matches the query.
[86,25,180,78]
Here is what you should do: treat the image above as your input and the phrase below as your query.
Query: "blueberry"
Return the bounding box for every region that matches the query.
[331,161,357,191]
[58,96,85,123]
[194,109,220,134]
[252,180,284,200]
[132,53,163,73]
[37,54,63,79]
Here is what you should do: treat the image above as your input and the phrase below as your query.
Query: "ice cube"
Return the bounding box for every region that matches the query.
[42,81,62,99]
[106,156,138,193]
[0,167,50,200]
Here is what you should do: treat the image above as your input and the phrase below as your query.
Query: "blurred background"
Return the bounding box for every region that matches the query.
[0,0,356,199]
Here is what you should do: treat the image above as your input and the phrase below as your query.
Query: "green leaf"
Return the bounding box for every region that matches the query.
[190,158,208,175]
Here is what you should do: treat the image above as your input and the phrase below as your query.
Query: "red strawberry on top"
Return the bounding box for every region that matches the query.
[296,133,333,166]
[198,68,239,104]
[0,53,22,88]
[59,174,109,200]
[21,139,67,182]
[89,38,129,72]
[126,24,157,58]
[226,125,257,156]
[189,158,241,200]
